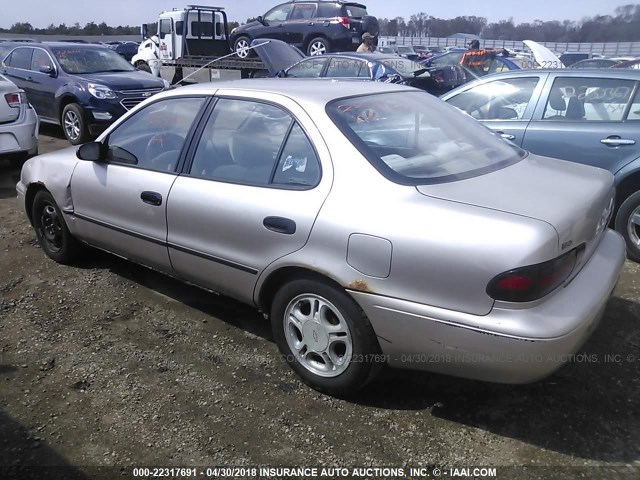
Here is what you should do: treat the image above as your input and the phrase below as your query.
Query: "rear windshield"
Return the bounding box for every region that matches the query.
[342,5,368,17]
[326,91,526,185]
[51,46,135,74]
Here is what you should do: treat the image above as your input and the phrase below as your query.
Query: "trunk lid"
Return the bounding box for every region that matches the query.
[416,154,615,258]
[0,74,20,123]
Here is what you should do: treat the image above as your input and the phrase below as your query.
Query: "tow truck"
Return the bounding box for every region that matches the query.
[131,5,269,84]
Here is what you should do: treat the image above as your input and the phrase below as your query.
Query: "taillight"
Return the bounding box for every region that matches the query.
[4,92,25,108]
[487,248,581,302]
[336,16,351,29]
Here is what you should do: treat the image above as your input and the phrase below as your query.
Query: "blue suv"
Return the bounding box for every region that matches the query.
[0,42,167,144]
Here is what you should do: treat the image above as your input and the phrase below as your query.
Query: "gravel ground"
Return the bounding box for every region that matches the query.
[0,126,639,480]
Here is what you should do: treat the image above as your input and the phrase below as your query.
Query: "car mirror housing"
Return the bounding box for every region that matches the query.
[258,16,267,26]
[39,65,56,76]
[76,142,108,162]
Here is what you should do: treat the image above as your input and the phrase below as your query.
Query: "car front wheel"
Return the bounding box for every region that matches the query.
[271,278,383,396]
[62,103,90,145]
[615,190,640,262]
[307,37,330,56]
[32,190,82,264]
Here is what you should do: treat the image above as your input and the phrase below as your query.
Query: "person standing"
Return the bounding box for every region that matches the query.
[460,39,508,77]
[357,32,375,53]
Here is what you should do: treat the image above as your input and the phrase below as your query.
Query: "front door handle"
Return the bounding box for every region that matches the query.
[601,136,636,147]
[494,131,515,141]
[263,216,296,235]
[141,191,162,206]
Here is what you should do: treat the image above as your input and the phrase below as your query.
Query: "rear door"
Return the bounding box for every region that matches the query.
[287,3,317,48]
[1,47,35,104]
[166,93,331,305]
[443,74,546,146]
[522,73,640,173]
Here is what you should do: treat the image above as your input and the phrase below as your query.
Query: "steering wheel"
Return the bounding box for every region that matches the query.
[145,132,185,167]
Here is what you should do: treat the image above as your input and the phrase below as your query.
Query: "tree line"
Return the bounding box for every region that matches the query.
[378,4,640,42]
[3,4,640,42]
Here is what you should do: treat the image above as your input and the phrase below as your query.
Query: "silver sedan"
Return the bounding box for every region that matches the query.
[16,79,625,395]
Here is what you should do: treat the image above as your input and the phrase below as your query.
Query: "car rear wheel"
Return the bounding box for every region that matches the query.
[62,103,90,145]
[32,190,82,264]
[615,190,640,262]
[234,36,254,59]
[271,278,384,396]
[307,37,330,56]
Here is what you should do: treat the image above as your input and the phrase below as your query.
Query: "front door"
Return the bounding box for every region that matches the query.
[70,96,207,272]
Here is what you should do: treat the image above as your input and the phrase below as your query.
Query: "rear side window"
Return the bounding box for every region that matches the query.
[191,21,214,37]
[190,98,320,188]
[326,58,368,78]
[628,89,640,121]
[286,58,327,78]
[290,3,317,19]
[543,77,635,122]
[6,47,32,70]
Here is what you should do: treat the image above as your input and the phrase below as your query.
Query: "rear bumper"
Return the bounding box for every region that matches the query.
[0,105,38,156]
[350,229,626,384]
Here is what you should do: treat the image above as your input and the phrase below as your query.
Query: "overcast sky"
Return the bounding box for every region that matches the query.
[0,0,627,29]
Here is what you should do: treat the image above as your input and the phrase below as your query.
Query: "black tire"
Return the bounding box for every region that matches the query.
[271,277,384,396]
[615,190,640,262]
[234,36,255,59]
[307,37,330,56]
[61,103,90,145]
[32,190,82,264]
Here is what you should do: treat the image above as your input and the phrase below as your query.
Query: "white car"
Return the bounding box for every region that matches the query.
[0,74,38,167]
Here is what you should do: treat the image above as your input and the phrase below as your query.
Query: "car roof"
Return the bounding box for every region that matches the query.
[0,41,106,49]
[479,68,640,78]
[160,78,415,105]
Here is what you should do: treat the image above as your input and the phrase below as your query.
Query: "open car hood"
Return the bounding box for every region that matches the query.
[251,38,305,77]
[523,40,565,68]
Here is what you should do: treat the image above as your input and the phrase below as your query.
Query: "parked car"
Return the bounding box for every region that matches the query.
[422,47,521,81]
[441,69,640,260]
[231,1,379,57]
[569,58,623,69]
[112,42,140,62]
[0,42,167,144]
[613,57,640,69]
[0,73,38,167]
[252,38,466,95]
[394,45,418,61]
[17,79,624,395]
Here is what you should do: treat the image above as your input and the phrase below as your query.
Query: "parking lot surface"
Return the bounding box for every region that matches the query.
[1,126,639,479]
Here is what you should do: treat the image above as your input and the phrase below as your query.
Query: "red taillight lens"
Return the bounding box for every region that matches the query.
[4,92,24,108]
[336,16,351,28]
[487,248,580,302]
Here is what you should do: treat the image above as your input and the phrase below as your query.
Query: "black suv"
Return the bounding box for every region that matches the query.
[0,42,166,144]
[231,1,379,57]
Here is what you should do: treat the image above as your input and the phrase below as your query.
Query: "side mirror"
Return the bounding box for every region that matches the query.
[141,24,149,40]
[258,16,268,26]
[76,142,108,162]
[39,65,55,76]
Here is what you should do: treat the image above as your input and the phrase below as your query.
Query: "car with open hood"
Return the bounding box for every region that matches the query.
[252,38,465,94]
[17,79,624,395]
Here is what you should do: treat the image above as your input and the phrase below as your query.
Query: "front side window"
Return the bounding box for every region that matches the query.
[6,47,32,70]
[106,97,206,173]
[31,49,54,72]
[543,77,636,121]
[50,47,135,74]
[286,58,327,78]
[159,19,172,39]
[190,98,320,188]
[264,4,293,22]
[446,77,540,120]
[327,91,525,185]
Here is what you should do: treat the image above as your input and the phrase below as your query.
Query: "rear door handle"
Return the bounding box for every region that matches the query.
[494,131,515,141]
[601,136,636,147]
[263,216,296,235]
[140,191,162,206]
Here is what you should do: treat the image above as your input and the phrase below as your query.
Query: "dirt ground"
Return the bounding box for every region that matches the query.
[1,125,639,480]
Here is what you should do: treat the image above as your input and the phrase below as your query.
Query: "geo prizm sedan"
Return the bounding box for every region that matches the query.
[16,79,625,395]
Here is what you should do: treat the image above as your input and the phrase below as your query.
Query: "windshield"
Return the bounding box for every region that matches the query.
[51,46,136,74]
[326,91,526,185]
